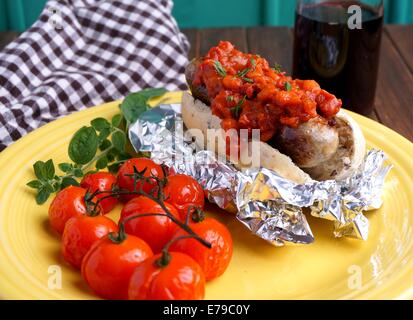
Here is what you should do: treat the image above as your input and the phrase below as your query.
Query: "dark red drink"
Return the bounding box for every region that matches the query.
[293,1,383,115]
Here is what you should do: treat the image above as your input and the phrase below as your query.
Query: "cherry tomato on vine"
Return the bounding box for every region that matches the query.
[81,234,153,300]
[117,158,165,202]
[170,217,233,281]
[163,174,205,220]
[61,215,118,269]
[128,252,205,300]
[80,172,118,213]
[49,186,100,234]
[120,196,180,253]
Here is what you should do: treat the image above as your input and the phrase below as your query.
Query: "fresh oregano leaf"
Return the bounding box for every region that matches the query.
[61,177,80,189]
[107,149,118,162]
[116,152,132,161]
[108,163,121,174]
[73,168,84,178]
[68,126,98,165]
[120,88,166,125]
[112,131,126,153]
[44,183,55,193]
[84,169,98,176]
[111,114,123,127]
[99,139,112,151]
[26,180,42,189]
[138,88,167,101]
[36,188,50,205]
[58,163,72,173]
[120,94,149,125]
[95,156,108,170]
[98,127,111,144]
[33,161,46,180]
[91,118,111,131]
[44,159,55,180]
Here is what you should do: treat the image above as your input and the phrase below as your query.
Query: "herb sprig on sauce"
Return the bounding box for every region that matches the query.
[272,63,283,73]
[231,95,247,119]
[236,58,256,83]
[213,60,227,77]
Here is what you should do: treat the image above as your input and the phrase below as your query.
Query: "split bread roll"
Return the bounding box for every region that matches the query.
[182,92,366,184]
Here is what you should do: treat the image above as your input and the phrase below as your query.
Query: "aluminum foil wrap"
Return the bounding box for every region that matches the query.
[129,103,392,246]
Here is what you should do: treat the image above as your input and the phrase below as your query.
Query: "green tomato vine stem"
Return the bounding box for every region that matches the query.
[84,168,212,250]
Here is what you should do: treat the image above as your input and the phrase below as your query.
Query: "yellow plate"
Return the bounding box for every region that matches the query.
[1,91,413,300]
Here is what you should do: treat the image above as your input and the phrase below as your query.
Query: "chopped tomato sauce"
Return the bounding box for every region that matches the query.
[193,41,342,142]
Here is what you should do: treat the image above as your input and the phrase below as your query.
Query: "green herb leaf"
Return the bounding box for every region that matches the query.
[91,118,111,131]
[98,128,111,144]
[236,66,254,83]
[68,126,99,165]
[120,88,167,125]
[120,94,149,125]
[250,58,256,68]
[107,149,118,162]
[273,63,282,73]
[213,60,227,77]
[61,177,80,189]
[84,169,98,176]
[138,88,167,101]
[27,180,42,189]
[58,163,72,173]
[226,95,234,103]
[44,159,55,180]
[33,161,46,180]
[36,188,50,205]
[116,152,132,161]
[112,131,126,153]
[44,183,55,194]
[95,156,108,170]
[108,163,121,174]
[73,168,84,178]
[285,82,292,92]
[99,139,112,151]
[237,68,250,78]
[111,114,123,127]
[231,95,246,119]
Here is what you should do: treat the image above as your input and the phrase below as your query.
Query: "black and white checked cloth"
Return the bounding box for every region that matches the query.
[0,0,189,151]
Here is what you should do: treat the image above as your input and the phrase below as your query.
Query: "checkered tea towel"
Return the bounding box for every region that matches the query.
[0,0,190,151]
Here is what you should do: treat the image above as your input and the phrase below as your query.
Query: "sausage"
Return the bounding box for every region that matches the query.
[275,117,339,168]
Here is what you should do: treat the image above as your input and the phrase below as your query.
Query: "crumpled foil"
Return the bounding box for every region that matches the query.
[129,103,392,246]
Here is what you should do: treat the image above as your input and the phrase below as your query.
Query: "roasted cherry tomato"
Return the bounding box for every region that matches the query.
[81,234,153,300]
[49,186,100,234]
[170,217,233,281]
[117,158,165,202]
[80,172,118,213]
[164,174,205,220]
[61,215,118,269]
[128,252,205,300]
[120,196,180,253]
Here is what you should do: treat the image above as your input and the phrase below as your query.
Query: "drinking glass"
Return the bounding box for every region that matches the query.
[293,0,384,115]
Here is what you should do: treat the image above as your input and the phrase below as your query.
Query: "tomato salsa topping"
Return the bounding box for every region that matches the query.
[193,41,342,142]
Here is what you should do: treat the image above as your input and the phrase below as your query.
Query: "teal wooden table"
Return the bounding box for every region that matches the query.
[1,26,413,142]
